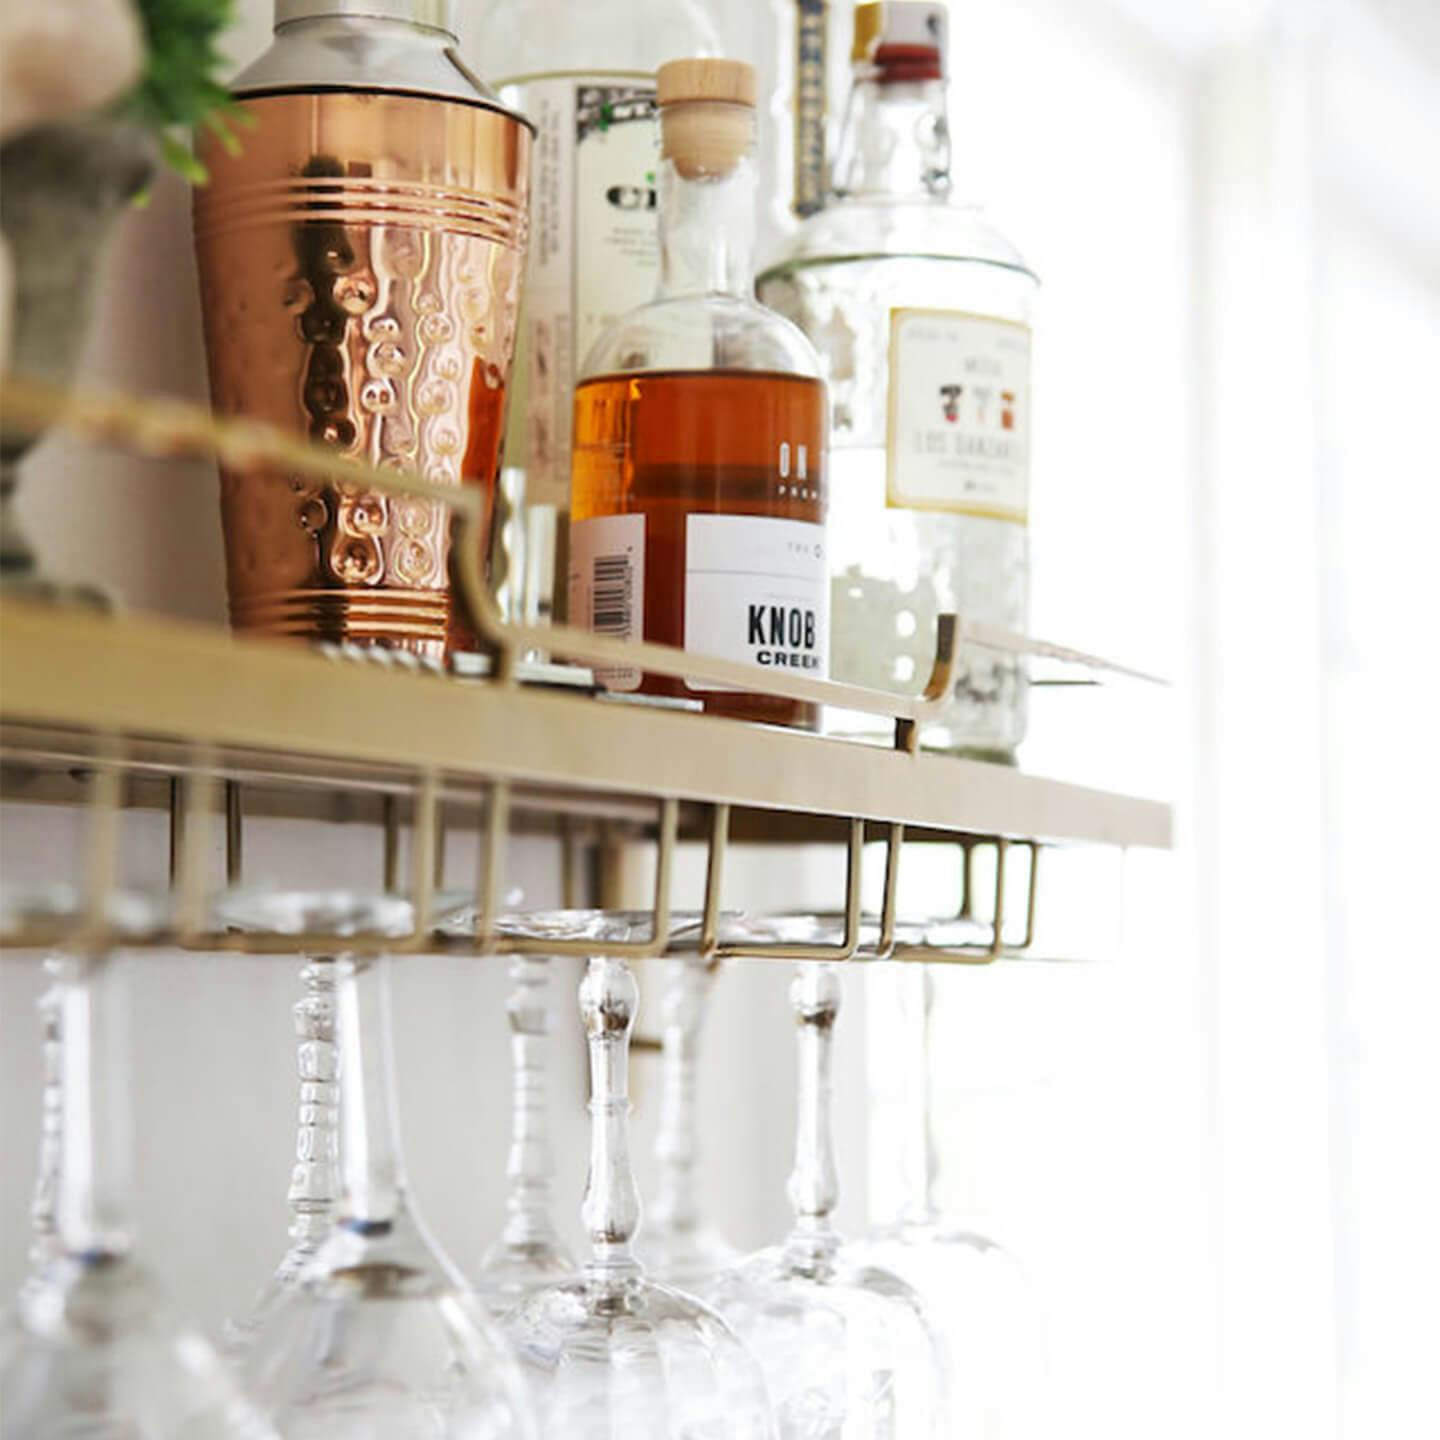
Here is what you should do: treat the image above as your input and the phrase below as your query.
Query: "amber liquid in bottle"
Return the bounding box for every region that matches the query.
[572,369,827,728]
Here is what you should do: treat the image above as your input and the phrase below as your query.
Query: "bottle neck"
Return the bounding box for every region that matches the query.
[56,958,133,1260]
[335,955,409,1228]
[832,72,952,204]
[657,150,759,300]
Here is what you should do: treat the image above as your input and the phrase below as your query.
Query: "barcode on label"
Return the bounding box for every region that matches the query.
[569,512,644,692]
[591,553,634,638]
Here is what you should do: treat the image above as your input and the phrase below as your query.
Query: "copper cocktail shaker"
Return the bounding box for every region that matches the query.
[193,0,531,660]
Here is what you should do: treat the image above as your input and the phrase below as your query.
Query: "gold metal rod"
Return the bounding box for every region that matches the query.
[224,781,244,887]
[841,817,864,958]
[645,797,679,960]
[382,794,400,894]
[713,817,865,963]
[473,779,512,948]
[167,775,184,888]
[891,943,999,966]
[959,836,975,922]
[0,374,485,521]
[560,818,579,911]
[700,803,730,959]
[401,770,439,952]
[78,750,124,951]
[455,542,950,720]
[990,837,1009,957]
[1019,841,1041,952]
[175,761,218,943]
[433,798,447,892]
[877,821,904,959]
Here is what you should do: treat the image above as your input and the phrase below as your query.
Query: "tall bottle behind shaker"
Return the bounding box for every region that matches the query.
[193,0,532,662]
[476,0,721,632]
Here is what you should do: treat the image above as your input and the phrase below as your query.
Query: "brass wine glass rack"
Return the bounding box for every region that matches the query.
[0,375,1171,963]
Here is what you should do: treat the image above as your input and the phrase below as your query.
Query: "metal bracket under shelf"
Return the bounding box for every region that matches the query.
[1,747,1043,964]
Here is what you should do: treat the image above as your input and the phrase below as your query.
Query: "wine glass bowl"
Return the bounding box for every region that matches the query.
[1,929,279,1440]
[859,964,1048,1439]
[215,891,537,1440]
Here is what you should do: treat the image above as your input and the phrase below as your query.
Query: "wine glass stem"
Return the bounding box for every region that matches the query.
[652,957,709,1237]
[56,955,133,1259]
[275,956,340,1281]
[500,954,562,1250]
[579,956,642,1287]
[901,964,941,1225]
[787,962,841,1251]
[336,954,408,1226]
[27,955,64,1273]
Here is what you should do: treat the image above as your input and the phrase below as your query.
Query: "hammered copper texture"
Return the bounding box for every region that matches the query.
[193,91,530,659]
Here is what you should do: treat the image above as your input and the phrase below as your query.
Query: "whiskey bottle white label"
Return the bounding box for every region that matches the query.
[887,308,1032,522]
[505,73,660,507]
[683,515,830,690]
[569,512,646,691]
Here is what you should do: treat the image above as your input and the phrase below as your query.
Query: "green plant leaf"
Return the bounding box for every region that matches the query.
[123,0,242,180]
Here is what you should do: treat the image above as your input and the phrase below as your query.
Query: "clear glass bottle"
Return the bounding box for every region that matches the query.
[475,0,722,631]
[569,59,830,730]
[757,2,1038,760]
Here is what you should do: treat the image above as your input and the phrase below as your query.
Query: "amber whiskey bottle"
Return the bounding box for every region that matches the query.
[569,59,828,729]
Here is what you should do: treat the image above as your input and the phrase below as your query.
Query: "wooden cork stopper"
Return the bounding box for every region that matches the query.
[657,58,756,179]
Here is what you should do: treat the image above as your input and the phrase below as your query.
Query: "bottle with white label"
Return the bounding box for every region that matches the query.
[475,0,721,630]
[570,59,829,731]
[757,2,1038,760]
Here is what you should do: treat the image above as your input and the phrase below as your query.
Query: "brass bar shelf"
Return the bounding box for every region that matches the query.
[1,601,1168,964]
[0,376,1170,964]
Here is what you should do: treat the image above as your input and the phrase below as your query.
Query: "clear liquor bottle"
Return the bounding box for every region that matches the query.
[569,59,830,731]
[757,2,1038,760]
[475,0,721,631]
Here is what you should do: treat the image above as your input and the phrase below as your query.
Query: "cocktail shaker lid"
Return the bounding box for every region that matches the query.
[232,0,530,126]
[276,1,457,30]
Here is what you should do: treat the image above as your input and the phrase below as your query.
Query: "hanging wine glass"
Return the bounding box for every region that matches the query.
[217,889,537,1440]
[475,951,576,1312]
[0,941,279,1440]
[19,955,64,1304]
[473,912,772,1439]
[639,955,739,1288]
[705,963,949,1439]
[859,964,1048,1440]
[223,956,341,1353]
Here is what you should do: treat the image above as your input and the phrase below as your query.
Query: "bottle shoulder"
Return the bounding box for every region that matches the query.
[578,294,824,383]
[760,196,1037,283]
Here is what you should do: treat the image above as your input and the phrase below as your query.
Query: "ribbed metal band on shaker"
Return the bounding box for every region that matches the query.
[276,0,458,32]
[192,175,529,252]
